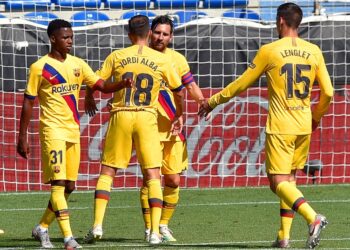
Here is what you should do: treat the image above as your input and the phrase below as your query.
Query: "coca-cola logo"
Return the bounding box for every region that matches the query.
[79,94,269,179]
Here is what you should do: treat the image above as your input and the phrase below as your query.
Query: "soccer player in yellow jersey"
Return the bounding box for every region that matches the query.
[17,19,132,249]
[198,3,333,249]
[138,15,208,242]
[83,15,184,245]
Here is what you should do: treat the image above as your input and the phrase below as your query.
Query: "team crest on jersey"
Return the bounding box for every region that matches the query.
[73,68,80,77]
[249,62,256,69]
[53,166,60,173]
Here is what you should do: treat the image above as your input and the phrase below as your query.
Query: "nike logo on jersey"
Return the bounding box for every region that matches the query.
[50,74,58,80]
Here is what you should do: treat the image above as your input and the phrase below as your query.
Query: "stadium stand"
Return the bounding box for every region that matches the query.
[24,12,59,25]
[173,10,207,26]
[70,10,110,26]
[4,0,51,10]
[154,0,199,8]
[203,0,248,8]
[53,0,101,8]
[104,0,151,9]
[0,13,6,18]
[222,8,260,20]
[321,1,350,15]
[120,10,156,20]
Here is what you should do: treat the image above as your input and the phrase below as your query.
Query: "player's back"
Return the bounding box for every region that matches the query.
[260,37,327,135]
[98,45,181,111]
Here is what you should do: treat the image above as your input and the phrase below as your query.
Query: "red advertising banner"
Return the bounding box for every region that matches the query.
[1,86,349,191]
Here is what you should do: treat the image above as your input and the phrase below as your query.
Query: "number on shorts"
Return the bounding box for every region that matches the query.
[50,150,63,164]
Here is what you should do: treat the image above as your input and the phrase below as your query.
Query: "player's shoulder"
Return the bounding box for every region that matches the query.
[30,54,50,71]
[298,38,322,53]
[166,48,188,63]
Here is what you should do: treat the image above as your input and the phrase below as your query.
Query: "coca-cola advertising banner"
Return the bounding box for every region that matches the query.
[1,86,349,191]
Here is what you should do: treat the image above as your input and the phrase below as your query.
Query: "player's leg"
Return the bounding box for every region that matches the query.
[134,111,163,244]
[159,141,187,242]
[85,111,132,243]
[267,134,327,248]
[273,173,296,248]
[140,178,151,241]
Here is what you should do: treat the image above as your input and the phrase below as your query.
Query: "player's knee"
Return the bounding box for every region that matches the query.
[164,174,180,188]
[65,181,76,194]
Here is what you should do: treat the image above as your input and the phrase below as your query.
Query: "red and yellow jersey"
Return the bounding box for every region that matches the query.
[25,54,102,143]
[97,45,183,112]
[157,48,195,141]
[209,37,334,135]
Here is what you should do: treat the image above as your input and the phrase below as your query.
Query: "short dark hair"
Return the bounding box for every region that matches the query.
[151,15,174,34]
[277,2,303,29]
[128,15,150,38]
[47,19,72,37]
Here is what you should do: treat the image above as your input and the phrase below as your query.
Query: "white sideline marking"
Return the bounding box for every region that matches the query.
[0,199,349,212]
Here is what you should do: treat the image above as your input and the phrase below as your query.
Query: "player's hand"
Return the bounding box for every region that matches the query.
[121,78,134,89]
[198,99,213,118]
[17,137,29,159]
[171,115,183,136]
[107,97,113,112]
[312,119,319,131]
[84,93,98,117]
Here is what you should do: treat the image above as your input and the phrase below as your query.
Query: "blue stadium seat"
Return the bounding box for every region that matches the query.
[71,11,110,26]
[222,9,260,20]
[24,12,58,25]
[203,0,248,8]
[321,1,350,15]
[259,1,315,21]
[154,0,198,8]
[105,0,150,9]
[120,10,156,20]
[53,0,101,8]
[173,10,207,26]
[5,0,51,10]
[0,13,6,18]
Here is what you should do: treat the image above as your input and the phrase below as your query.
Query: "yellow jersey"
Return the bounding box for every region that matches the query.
[25,54,102,143]
[97,45,183,112]
[158,48,194,141]
[208,37,334,135]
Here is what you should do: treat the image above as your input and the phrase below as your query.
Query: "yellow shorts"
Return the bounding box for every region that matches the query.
[161,140,188,175]
[265,133,311,175]
[101,110,162,169]
[41,139,80,184]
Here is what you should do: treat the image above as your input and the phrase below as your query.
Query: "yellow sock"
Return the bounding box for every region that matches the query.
[39,201,56,228]
[147,179,163,235]
[160,186,179,225]
[276,181,317,224]
[51,185,72,238]
[94,174,113,227]
[39,191,71,228]
[278,181,295,240]
[140,186,151,230]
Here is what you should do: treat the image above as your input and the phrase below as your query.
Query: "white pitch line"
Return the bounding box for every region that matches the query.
[0,199,349,212]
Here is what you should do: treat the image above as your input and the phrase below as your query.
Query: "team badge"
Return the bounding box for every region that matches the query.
[73,68,80,77]
[53,166,60,173]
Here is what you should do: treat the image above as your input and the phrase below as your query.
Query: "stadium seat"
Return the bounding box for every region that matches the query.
[24,12,58,25]
[203,0,248,8]
[321,1,350,15]
[222,9,260,20]
[105,0,150,9]
[173,10,207,26]
[53,0,101,8]
[120,10,156,20]
[5,0,51,10]
[71,11,110,26]
[154,0,198,8]
[0,13,6,18]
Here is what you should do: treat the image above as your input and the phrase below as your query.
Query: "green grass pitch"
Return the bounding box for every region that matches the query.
[0,184,349,249]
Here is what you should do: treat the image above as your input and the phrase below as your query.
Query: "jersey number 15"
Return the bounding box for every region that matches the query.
[281,63,311,100]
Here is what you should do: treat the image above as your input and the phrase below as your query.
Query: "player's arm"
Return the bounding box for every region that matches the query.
[312,52,334,130]
[163,63,185,135]
[17,96,35,159]
[198,48,267,118]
